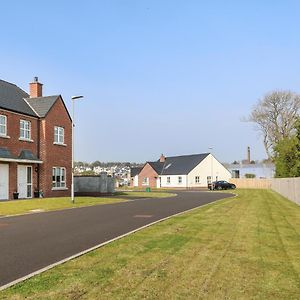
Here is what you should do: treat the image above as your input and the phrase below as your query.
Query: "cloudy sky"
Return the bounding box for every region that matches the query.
[1,0,300,163]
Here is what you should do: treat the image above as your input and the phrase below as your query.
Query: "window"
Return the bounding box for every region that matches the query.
[167,176,171,184]
[178,176,182,184]
[0,115,7,136]
[195,176,200,183]
[207,176,212,184]
[142,177,149,186]
[52,167,66,188]
[54,126,64,144]
[20,120,31,140]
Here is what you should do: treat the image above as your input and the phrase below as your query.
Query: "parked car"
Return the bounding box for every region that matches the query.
[208,181,236,190]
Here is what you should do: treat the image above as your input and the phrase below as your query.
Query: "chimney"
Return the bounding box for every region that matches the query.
[159,154,165,163]
[29,77,43,98]
[247,146,251,163]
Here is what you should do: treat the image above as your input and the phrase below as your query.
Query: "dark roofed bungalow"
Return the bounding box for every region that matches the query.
[136,153,231,189]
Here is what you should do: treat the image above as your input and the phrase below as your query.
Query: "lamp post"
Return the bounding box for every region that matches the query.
[208,147,213,190]
[71,95,84,204]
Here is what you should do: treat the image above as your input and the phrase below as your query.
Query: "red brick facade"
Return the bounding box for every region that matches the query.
[38,98,72,198]
[138,163,158,188]
[0,96,71,200]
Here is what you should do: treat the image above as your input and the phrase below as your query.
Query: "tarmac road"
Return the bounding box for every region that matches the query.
[0,190,232,289]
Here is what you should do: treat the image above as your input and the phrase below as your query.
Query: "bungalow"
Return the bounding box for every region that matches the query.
[130,167,142,187]
[136,153,231,189]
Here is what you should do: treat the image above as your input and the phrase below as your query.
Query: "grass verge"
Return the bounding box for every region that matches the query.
[0,191,174,217]
[2,189,300,299]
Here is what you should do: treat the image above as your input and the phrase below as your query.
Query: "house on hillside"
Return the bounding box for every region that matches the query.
[137,153,231,189]
[0,77,71,200]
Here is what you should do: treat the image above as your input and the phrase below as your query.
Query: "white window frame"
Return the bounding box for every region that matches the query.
[0,115,7,136]
[20,119,31,140]
[142,177,149,186]
[178,176,182,184]
[54,126,65,145]
[195,176,200,184]
[167,176,171,184]
[52,167,66,189]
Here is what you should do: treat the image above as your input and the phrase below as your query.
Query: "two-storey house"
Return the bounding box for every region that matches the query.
[0,78,71,200]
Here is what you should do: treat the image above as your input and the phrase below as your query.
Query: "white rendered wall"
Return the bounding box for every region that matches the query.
[133,175,139,187]
[160,174,188,188]
[187,154,231,187]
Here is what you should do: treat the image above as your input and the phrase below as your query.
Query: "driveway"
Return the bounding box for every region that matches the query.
[0,190,232,288]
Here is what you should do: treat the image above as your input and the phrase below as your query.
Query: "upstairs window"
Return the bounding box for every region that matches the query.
[52,167,66,188]
[195,176,200,183]
[0,115,7,136]
[54,126,64,144]
[20,120,31,140]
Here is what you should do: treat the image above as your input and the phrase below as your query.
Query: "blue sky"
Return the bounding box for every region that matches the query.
[1,1,300,163]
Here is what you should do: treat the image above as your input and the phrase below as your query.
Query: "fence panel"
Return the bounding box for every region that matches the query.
[229,178,271,189]
[271,177,300,206]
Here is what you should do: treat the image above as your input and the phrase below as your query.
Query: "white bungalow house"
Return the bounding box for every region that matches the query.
[134,153,231,189]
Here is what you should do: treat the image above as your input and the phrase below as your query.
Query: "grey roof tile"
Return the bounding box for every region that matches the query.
[18,150,39,160]
[160,153,210,175]
[148,161,164,174]
[0,148,14,159]
[0,80,36,116]
[130,167,142,177]
[25,96,59,117]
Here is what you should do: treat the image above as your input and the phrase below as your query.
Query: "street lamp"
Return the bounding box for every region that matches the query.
[208,147,213,190]
[71,95,84,204]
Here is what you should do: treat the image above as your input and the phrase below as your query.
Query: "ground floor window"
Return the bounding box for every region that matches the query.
[178,176,182,184]
[52,167,66,188]
[142,177,149,185]
[207,176,212,184]
[195,176,200,183]
[167,176,171,184]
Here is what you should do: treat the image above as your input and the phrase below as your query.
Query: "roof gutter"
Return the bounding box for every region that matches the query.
[0,158,43,164]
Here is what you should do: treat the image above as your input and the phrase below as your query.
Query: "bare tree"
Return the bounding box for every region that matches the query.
[247,90,300,159]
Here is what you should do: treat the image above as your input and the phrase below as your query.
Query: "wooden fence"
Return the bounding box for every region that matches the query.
[271,177,300,206]
[229,178,271,189]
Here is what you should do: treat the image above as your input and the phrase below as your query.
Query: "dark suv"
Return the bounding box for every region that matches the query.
[208,180,236,190]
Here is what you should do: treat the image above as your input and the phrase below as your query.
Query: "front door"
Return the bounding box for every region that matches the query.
[17,165,32,198]
[0,164,9,200]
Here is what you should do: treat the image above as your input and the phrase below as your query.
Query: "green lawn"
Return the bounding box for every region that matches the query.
[2,189,300,299]
[0,192,174,217]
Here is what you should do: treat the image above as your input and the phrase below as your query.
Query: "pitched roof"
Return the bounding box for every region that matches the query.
[25,96,59,117]
[142,153,210,176]
[160,153,210,175]
[0,80,36,116]
[148,161,164,174]
[130,167,142,177]
[0,79,70,120]
[0,148,42,163]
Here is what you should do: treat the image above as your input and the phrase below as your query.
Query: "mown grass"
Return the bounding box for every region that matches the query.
[0,192,173,217]
[2,189,300,299]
